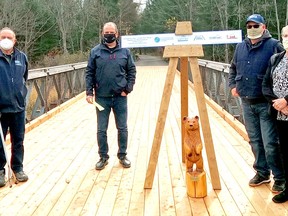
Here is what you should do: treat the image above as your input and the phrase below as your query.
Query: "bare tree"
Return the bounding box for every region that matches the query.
[0,0,54,56]
[45,0,78,54]
[118,0,139,35]
[286,0,288,25]
[273,0,281,40]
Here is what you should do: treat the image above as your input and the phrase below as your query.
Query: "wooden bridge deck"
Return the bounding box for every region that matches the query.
[0,64,287,216]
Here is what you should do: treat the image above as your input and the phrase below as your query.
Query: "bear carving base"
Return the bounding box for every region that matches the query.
[186,171,207,198]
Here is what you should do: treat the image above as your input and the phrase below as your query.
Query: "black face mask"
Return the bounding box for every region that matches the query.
[103,34,116,43]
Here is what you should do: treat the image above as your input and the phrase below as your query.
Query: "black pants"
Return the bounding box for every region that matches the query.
[0,111,26,173]
[276,120,288,187]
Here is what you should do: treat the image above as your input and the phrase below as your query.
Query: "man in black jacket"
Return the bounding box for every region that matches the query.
[86,22,136,170]
[0,27,29,187]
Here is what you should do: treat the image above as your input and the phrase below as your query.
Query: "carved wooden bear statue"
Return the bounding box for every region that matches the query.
[183,116,204,173]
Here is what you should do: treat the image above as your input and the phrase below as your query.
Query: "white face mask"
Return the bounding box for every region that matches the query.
[0,38,14,50]
[282,38,288,50]
[247,28,263,39]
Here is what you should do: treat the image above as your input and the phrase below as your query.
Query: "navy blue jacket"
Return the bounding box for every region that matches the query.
[229,30,284,100]
[0,48,28,113]
[85,42,136,97]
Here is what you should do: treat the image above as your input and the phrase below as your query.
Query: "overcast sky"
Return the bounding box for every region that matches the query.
[133,0,147,11]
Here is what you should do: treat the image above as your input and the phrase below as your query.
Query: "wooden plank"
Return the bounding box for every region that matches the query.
[175,21,193,35]
[111,88,145,216]
[180,57,189,163]
[34,126,96,215]
[27,142,95,216]
[129,67,165,215]
[25,92,86,134]
[79,161,113,215]
[95,168,124,216]
[205,109,282,215]
[163,45,204,58]
[189,58,221,190]
[127,104,148,215]
[0,109,83,214]
[164,116,195,216]
[158,136,176,215]
[144,58,178,189]
[204,94,249,141]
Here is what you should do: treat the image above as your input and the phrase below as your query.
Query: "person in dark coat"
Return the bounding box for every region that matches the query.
[263,25,288,203]
[0,27,29,187]
[229,14,285,192]
[86,22,136,170]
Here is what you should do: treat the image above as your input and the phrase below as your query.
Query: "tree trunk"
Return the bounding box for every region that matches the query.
[286,0,288,25]
[273,0,280,40]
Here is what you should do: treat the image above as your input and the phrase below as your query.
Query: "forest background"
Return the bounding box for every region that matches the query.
[2,0,287,68]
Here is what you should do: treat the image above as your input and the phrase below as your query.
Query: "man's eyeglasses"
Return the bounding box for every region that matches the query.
[247,24,260,29]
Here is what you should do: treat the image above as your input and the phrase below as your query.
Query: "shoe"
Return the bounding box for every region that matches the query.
[273,189,288,203]
[0,170,5,187]
[119,156,131,168]
[272,180,285,193]
[14,171,28,182]
[95,158,108,170]
[249,173,270,186]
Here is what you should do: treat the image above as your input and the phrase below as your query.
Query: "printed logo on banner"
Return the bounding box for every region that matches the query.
[209,35,222,40]
[177,36,189,42]
[194,35,205,41]
[227,34,237,39]
[154,37,160,43]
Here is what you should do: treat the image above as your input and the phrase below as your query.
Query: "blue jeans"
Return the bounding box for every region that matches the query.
[0,111,26,173]
[96,96,128,159]
[242,101,284,181]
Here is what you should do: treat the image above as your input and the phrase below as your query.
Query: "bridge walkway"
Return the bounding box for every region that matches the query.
[0,61,286,215]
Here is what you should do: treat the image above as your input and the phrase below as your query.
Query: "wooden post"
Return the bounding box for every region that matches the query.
[189,58,221,189]
[186,171,207,198]
[180,57,189,163]
[144,21,221,190]
[144,58,178,189]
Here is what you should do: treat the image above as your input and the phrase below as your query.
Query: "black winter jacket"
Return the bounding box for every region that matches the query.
[85,42,136,97]
[262,51,288,117]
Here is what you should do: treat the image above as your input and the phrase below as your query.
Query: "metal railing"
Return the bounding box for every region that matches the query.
[25,59,243,123]
[197,59,243,122]
[26,62,87,121]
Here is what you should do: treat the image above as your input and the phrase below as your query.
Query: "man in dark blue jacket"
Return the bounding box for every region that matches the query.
[229,14,285,193]
[86,22,136,170]
[0,27,29,187]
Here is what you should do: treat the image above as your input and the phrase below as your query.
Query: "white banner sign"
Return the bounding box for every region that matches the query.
[121,30,242,48]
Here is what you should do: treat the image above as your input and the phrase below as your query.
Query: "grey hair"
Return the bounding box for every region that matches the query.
[102,22,118,33]
[281,25,288,35]
[0,27,16,37]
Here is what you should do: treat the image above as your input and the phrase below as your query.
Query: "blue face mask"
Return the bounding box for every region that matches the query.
[103,34,116,43]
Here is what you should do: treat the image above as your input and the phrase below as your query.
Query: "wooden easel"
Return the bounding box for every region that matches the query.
[144,21,221,190]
